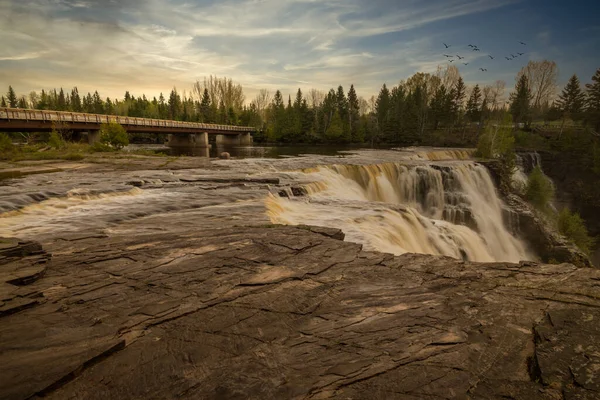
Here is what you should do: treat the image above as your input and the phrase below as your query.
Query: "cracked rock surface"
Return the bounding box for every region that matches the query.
[1,226,599,399]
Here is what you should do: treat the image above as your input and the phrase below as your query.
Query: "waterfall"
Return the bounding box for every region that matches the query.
[266,162,534,263]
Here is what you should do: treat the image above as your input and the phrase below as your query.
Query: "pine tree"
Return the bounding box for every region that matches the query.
[168,88,181,120]
[585,68,600,132]
[326,110,343,140]
[510,74,532,128]
[57,88,67,111]
[375,84,391,142]
[7,86,17,108]
[466,84,482,123]
[347,85,360,141]
[557,74,586,122]
[71,87,82,112]
[271,90,285,141]
[200,88,212,122]
[17,97,28,108]
[1,96,6,107]
[452,78,466,124]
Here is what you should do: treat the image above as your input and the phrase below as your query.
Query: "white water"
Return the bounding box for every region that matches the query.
[267,162,534,263]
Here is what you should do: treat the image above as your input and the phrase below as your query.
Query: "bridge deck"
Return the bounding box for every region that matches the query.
[0,108,254,135]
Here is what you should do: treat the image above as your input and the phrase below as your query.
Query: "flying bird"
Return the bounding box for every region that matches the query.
[479,68,487,71]
[488,55,494,59]
[517,52,524,56]
[449,59,455,62]
[473,48,480,51]
[468,44,476,48]
[519,41,526,45]
[463,63,469,65]
[511,54,517,58]
[443,54,453,57]
[505,56,512,60]
[443,43,451,48]
[457,55,464,59]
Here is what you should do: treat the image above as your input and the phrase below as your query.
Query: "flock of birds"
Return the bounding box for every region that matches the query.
[441,41,527,72]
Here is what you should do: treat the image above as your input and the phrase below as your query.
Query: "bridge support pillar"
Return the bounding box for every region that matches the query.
[215,134,241,146]
[167,132,209,148]
[87,130,101,145]
[239,132,253,146]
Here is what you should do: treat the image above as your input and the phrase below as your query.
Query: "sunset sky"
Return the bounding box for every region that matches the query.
[1,0,599,101]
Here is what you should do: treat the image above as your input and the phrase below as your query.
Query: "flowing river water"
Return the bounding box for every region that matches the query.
[0,147,535,263]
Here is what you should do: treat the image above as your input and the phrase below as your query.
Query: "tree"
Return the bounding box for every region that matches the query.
[57,88,67,111]
[199,88,212,122]
[375,84,391,142]
[585,68,600,133]
[556,74,586,129]
[6,86,17,108]
[453,77,467,124]
[17,96,28,109]
[347,85,360,141]
[466,84,482,123]
[525,166,555,211]
[0,96,6,107]
[325,110,343,140]
[99,122,129,149]
[517,60,558,116]
[510,74,532,128]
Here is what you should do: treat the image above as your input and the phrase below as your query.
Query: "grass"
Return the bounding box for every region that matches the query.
[1,141,170,163]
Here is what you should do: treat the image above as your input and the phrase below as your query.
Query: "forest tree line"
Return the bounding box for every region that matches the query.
[3,61,600,145]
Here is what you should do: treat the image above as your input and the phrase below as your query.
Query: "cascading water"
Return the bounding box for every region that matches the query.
[267,162,534,263]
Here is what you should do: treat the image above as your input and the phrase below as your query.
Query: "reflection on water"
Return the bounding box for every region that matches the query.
[125,144,367,159]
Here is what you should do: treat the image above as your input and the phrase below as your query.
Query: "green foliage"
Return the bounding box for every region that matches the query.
[90,142,115,152]
[476,113,515,159]
[0,133,14,153]
[510,74,532,128]
[99,123,129,149]
[556,74,585,122]
[525,166,555,211]
[48,130,65,149]
[557,208,595,254]
[514,131,549,150]
[325,110,343,140]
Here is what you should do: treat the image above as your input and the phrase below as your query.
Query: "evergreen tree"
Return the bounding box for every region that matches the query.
[466,84,482,123]
[71,87,82,112]
[375,84,391,142]
[453,78,466,124]
[326,110,343,140]
[556,74,586,122]
[17,97,28,108]
[347,85,360,141]
[585,68,600,132]
[510,74,532,128]
[168,88,181,120]
[0,96,6,107]
[57,88,67,111]
[200,88,212,122]
[271,90,285,141]
[7,86,17,108]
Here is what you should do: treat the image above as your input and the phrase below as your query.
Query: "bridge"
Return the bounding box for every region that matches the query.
[0,107,256,148]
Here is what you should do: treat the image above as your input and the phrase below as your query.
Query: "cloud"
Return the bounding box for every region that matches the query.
[1,0,530,101]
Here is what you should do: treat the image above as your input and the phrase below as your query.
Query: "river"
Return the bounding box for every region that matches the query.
[0,146,541,264]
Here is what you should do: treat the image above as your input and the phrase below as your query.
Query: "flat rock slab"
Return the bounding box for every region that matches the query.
[1,226,600,399]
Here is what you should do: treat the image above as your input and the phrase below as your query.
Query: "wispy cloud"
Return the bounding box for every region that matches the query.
[2,0,595,102]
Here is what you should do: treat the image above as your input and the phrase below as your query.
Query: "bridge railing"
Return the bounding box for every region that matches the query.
[0,107,254,132]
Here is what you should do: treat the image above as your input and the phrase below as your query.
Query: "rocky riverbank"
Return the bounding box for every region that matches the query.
[1,149,599,399]
[1,226,600,399]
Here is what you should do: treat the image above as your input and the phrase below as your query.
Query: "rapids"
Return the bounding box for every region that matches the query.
[267,162,534,263]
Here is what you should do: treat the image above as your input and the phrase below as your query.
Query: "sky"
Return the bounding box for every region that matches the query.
[0,0,599,102]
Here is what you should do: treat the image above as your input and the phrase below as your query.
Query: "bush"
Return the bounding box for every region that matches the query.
[558,208,595,254]
[89,142,115,152]
[0,133,14,153]
[48,130,65,149]
[99,123,129,150]
[525,166,555,211]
